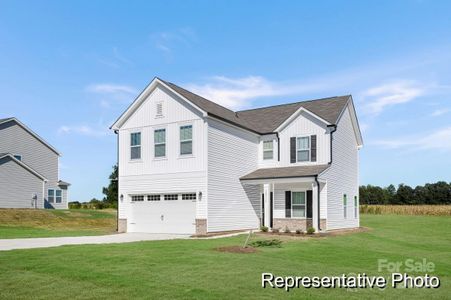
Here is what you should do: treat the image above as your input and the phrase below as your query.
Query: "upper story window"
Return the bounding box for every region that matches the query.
[130,132,141,160]
[263,141,273,160]
[154,129,166,158]
[180,125,193,155]
[13,154,22,161]
[155,101,163,118]
[296,136,310,162]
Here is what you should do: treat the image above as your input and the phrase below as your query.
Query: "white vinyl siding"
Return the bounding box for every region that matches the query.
[292,191,306,218]
[180,125,193,155]
[297,136,310,162]
[130,132,141,160]
[263,140,273,160]
[154,129,166,158]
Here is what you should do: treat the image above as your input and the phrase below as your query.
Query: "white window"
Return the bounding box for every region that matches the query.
[296,136,310,162]
[354,196,358,218]
[131,195,144,202]
[292,191,306,218]
[164,194,178,201]
[154,129,166,158]
[48,189,54,203]
[182,193,196,200]
[148,195,161,201]
[13,154,22,161]
[180,125,193,155]
[156,102,163,117]
[56,190,62,203]
[130,132,141,160]
[263,140,273,160]
[343,194,347,218]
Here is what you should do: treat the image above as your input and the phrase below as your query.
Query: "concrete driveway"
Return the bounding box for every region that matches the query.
[0,233,190,251]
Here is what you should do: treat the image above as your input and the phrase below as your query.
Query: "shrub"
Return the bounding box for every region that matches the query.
[260,226,268,232]
[295,229,303,234]
[307,227,315,234]
[250,239,282,248]
[68,201,81,209]
[284,226,291,233]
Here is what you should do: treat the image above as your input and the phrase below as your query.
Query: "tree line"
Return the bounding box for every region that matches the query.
[359,181,451,205]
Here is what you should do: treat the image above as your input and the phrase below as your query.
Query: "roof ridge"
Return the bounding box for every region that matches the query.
[237,95,351,113]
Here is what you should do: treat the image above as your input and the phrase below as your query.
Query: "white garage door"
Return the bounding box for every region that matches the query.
[128,195,196,234]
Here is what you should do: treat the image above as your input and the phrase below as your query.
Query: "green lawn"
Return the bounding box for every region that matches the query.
[0,214,449,299]
[0,209,117,239]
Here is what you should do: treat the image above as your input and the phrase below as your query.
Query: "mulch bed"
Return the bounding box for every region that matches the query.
[215,245,258,254]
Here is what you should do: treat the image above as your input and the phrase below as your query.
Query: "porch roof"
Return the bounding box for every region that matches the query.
[240,164,330,181]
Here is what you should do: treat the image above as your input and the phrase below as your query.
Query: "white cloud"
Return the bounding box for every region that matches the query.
[151,27,197,57]
[58,125,109,137]
[362,81,425,115]
[372,127,451,151]
[430,108,450,117]
[86,84,137,95]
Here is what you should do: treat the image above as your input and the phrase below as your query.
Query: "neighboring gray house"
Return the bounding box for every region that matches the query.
[0,117,69,209]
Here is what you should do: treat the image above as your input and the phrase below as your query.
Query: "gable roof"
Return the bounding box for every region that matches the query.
[0,117,61,156]
[0,153,47,181]
[111,78,358,139]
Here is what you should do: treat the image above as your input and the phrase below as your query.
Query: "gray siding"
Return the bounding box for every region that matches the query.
[0,156,44,208]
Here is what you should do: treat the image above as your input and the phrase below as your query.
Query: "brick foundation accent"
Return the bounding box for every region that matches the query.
[273,218,327,232]
[195,219,207,235]
[118,218,127,233]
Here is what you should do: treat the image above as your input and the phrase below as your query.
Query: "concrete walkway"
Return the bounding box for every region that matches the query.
[0,233,190,251]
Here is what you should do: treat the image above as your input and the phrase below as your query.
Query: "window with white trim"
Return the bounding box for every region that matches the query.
[154,129,166,158]
[130,132,141,160]
[292,191,306,218]
[48,189,54,203]
[180,125,193,155]
[182,193,196,200]
[263,140,273,160]
[55,190,62,203]
[354,196,358,218]
[131,195,144,202]
[343,194,347,218]
[296,136,310,162]
[164,194,178,201]
[148,195,161,201]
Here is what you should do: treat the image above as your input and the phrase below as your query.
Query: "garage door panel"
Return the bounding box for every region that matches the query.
[129,199,196,234]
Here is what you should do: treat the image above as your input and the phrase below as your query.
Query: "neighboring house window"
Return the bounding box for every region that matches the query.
[48,189,54,203]
[148,195,161,201]
[130,132,141,160]
[343,194,347,218]
[296,136,310,162]
[182,193,196,200]
[354,196,358,218]
[13,154,22,161]
[263,140,273,160]
[56,190,62,203]
[164,194,178,201]
[131,195,144,202]
[180,125,193,155]
[154,129,166,157]
[156,102,163,117]
[292,191,306,218]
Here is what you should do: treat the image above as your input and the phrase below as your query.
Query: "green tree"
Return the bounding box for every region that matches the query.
[102,164,118,207]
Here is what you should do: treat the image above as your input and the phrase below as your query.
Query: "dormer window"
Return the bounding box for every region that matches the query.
[263,141,273,160]
[296,136,310,162]
[156,102,163,118]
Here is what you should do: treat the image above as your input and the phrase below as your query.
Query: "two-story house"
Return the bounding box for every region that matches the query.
[0,117,70,209]
[111,78,363,235]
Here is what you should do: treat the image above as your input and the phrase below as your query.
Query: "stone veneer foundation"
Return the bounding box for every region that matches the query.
[195,219,207,235]
[273,218,327,232]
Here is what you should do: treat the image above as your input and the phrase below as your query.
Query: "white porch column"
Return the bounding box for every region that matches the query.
[312,182,319,232]
[263,183,271,227]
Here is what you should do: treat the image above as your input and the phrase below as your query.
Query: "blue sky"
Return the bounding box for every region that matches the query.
[1,1,450,201]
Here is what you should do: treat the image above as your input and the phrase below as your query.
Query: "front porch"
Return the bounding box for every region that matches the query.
[240,165,329,232]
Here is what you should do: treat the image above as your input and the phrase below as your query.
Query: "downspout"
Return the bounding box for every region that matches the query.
[114,129,119,232]
[327,125,337,164]
[315,175,321,231]
[275,132,280,161]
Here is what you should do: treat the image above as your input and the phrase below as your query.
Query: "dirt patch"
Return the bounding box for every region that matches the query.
[215,245,258,254]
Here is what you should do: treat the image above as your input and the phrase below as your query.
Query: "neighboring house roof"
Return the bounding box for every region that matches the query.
[57,180,71,186]
[0,153,47,181]
[0,117,61,156]
[240,164,330,181]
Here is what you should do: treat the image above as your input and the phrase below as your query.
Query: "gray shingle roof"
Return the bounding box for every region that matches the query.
[58,180,71,186]
[240,164,330,180]
[0,117,13,123]
[162,79,350,134]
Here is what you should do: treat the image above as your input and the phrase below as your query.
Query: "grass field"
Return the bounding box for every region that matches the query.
[360,205,451,216]
[0,209,117,238]
[0,214,449,299]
